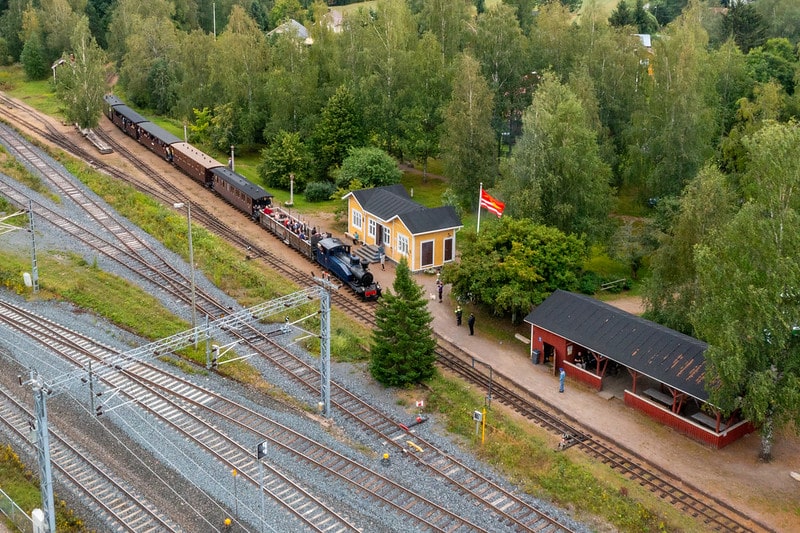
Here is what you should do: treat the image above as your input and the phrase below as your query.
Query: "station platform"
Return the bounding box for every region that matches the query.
[365,261,797,532]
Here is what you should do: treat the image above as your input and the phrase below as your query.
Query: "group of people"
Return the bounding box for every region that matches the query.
[454,305,475,335]
[267,208,314,242]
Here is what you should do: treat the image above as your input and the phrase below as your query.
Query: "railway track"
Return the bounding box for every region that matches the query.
[0,122,233,321]
[434,338,771,533]
[0,96,771,532]
[1,94,378,324]
[0,298,535,532]
[0,382,182,532]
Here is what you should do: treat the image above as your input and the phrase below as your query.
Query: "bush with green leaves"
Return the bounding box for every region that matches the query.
[335,146,402,189]
[304,181,336,203]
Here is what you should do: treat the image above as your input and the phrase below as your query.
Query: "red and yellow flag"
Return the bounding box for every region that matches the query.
[480,189,505,217]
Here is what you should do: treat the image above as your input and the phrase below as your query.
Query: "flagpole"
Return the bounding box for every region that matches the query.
[477,182,483,234]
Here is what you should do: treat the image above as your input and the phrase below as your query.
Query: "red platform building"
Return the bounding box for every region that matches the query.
[524,290,754,448]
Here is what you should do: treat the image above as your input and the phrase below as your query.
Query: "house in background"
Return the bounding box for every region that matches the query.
[342,185,462,272]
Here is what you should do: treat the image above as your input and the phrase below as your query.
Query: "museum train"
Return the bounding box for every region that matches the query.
[103,95,381,301]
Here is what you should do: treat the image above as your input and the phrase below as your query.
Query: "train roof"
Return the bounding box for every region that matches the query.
[138,121,182,145]
[103,94,124,107]
[110,105,148,124]
[171,142,224,168]
[317,237,348,252]
[210,167,273,202]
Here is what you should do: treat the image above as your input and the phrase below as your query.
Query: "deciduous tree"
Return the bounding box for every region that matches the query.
[353,0,416,157]
[644,165,737,334]
[691,122,800,462]
[258,130,309,190]
[55,16,108,128]
[441,218,586,323]
[469,2,528,156]
[336,147,401,189]
[370,257,437,387]
[400,31,450,179]
[310,84,366,181]
[502,72,613,242]
[622,1,718,198]
[440,53,496,210]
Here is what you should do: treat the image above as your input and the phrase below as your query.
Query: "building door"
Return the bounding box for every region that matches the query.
[444,237,454,262]
[376,225,383,247]
[420,241,434,268]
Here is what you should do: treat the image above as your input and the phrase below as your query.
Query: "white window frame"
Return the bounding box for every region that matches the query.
[398,234,409,255]
[382,227,391,246]
[352,209,363,230]
[368,219,376,238]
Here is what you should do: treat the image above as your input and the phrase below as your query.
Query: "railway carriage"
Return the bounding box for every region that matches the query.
[210,166,272,218]
[106,103,148,140]
[103,94,381,300]
[103,94,124,115]
[170,142,222,186]
[259,208,316,260]
[136,121,182,160]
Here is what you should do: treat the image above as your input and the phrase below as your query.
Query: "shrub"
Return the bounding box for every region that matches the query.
[304,181,335,202]
[578,271,601,294]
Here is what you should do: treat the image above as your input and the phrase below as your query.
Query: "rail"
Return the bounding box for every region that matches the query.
[600,278,627,291]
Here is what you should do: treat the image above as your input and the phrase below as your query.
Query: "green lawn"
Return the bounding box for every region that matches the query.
[1,65,64,117]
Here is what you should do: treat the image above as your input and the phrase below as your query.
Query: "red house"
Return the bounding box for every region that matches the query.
[524,290,754,448]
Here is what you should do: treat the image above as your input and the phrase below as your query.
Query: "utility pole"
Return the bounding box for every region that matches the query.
[173,202,197,338]
[29,200,39,293]
[22,371,55,533]
[313,275,338,417]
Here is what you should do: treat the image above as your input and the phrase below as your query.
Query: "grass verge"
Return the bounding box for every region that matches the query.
[415,374,696,532]
[0,445,85,532]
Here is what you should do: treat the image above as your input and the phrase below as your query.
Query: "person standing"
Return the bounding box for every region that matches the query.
[378,244,386,270]
[455,306,463,326]
[437,280,443,303]
[559,368,566,393]
[468,313,475,335]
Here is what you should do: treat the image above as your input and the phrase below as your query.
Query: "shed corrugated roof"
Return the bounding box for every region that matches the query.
[524,290,708,400]
[349,185,462,234]
[210,167,273,202]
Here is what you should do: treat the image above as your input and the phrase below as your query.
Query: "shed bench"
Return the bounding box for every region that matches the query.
[514,333,530,345]
[644,388,673,407]
[691,411,728,432]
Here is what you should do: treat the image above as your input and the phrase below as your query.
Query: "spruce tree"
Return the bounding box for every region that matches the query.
[370,258,437,387]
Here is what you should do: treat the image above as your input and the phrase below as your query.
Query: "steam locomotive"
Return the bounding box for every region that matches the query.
[104,95,381,300]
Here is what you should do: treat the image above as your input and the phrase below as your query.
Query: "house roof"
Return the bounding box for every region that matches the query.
[346,185,462,234]
[268,19,311,42]
[524,290,708,401]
